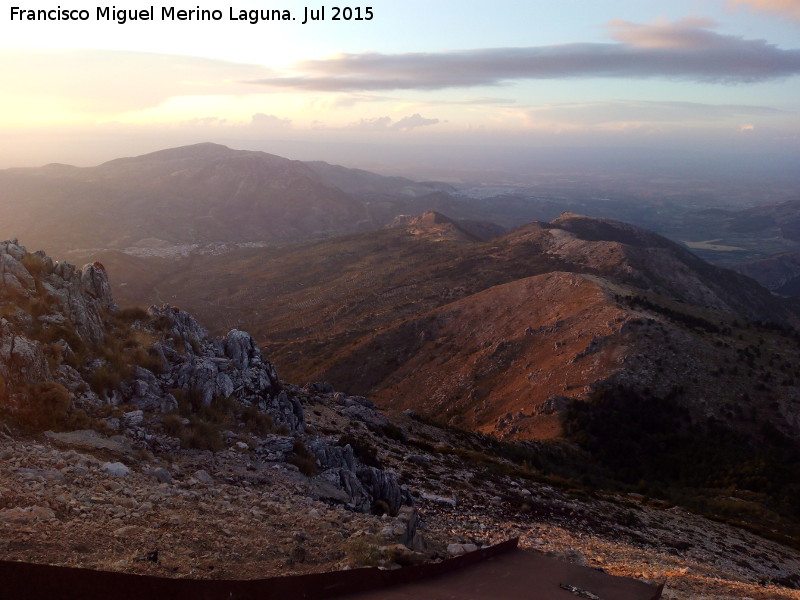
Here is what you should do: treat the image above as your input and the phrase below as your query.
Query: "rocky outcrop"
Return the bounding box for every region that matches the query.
[1,240,413,519]
[307,435,408,515]
[0,318,51,385]
[146,307,300,430]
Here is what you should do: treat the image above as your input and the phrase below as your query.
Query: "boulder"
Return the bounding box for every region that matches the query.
[102,462,130,477]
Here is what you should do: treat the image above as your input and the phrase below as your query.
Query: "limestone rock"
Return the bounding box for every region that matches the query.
[152,467,172,484]
[102,462,131,477]
[447,543,478,556]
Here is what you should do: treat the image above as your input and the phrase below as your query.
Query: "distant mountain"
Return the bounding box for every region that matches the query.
[677,199,800,267]
[734,251,800,297]
[0,143,491,255]
[728,199,800,241]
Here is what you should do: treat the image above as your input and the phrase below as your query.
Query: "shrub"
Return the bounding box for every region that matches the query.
[20,253,48,277]
[345,537,383,568]
[15,382,71,430]
[289,439,318,476]
[371,499,390,516]
[240,404,274,434]
[170,388,191,416]
[338,433,382,468]
[182,418,224,451]
[162,413,185,436]
[89,364,123,395]
[380,423,407,442]
[65,408,93,430]
[116,306,149,323]
[130,347,165,374]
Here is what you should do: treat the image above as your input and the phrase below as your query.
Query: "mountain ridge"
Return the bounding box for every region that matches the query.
[0,144,481,256]
[3,236,800,597]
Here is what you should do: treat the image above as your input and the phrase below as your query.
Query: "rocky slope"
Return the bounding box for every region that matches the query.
[0,239,406,518]
[295,215,800,444]
[64,212,800,448]
[2,239,800,598]
[2,389,800,599]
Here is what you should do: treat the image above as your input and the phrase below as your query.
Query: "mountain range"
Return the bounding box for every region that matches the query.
[0,143,475,255]
[4,143,800,595]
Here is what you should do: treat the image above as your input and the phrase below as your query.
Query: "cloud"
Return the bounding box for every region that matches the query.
[391,113,440,130]
[343,113,440,131]
[328,93,395,108]
[1,49,274,114]
[180,117,228,126]
[245,19,800,91]
[347,116,394,131]
[251,113,292,129]
[729,0,800,22]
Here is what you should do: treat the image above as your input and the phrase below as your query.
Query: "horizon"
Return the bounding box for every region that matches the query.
[1,1,800,176]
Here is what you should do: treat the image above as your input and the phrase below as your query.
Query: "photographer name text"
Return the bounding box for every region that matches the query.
[9,5,374,25]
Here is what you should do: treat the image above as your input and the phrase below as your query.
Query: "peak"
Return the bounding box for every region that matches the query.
[550,213,674,249]
[100,143,232,165]
[418,211,458,226]
[390,211,481,243]
[551,211,585,222]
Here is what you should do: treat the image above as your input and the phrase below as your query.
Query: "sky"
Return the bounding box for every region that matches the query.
[1,0,799,174]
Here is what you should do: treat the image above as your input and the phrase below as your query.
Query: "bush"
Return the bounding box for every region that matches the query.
[240,404,274,434]
[116,306,149,323]
[16,382,71,430]
[338,433,382,468]
[89,364,123,395]
[131,347,165,374]
[182,418,224,451]
[289,439,319,476]
[20,253,48,277]
[380,423,407,442]
[162,413,185,436]
[65,408,93,430]
[345,537,383,568]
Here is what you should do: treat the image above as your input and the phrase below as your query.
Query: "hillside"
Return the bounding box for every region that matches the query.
[0,144,469,256]
[735,251,800,297]
[82,213,798,415]
[3,238,800,598]
[677,199,800,267]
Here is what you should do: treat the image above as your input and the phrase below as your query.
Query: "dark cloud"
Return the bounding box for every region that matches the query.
[244,20,800,91]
